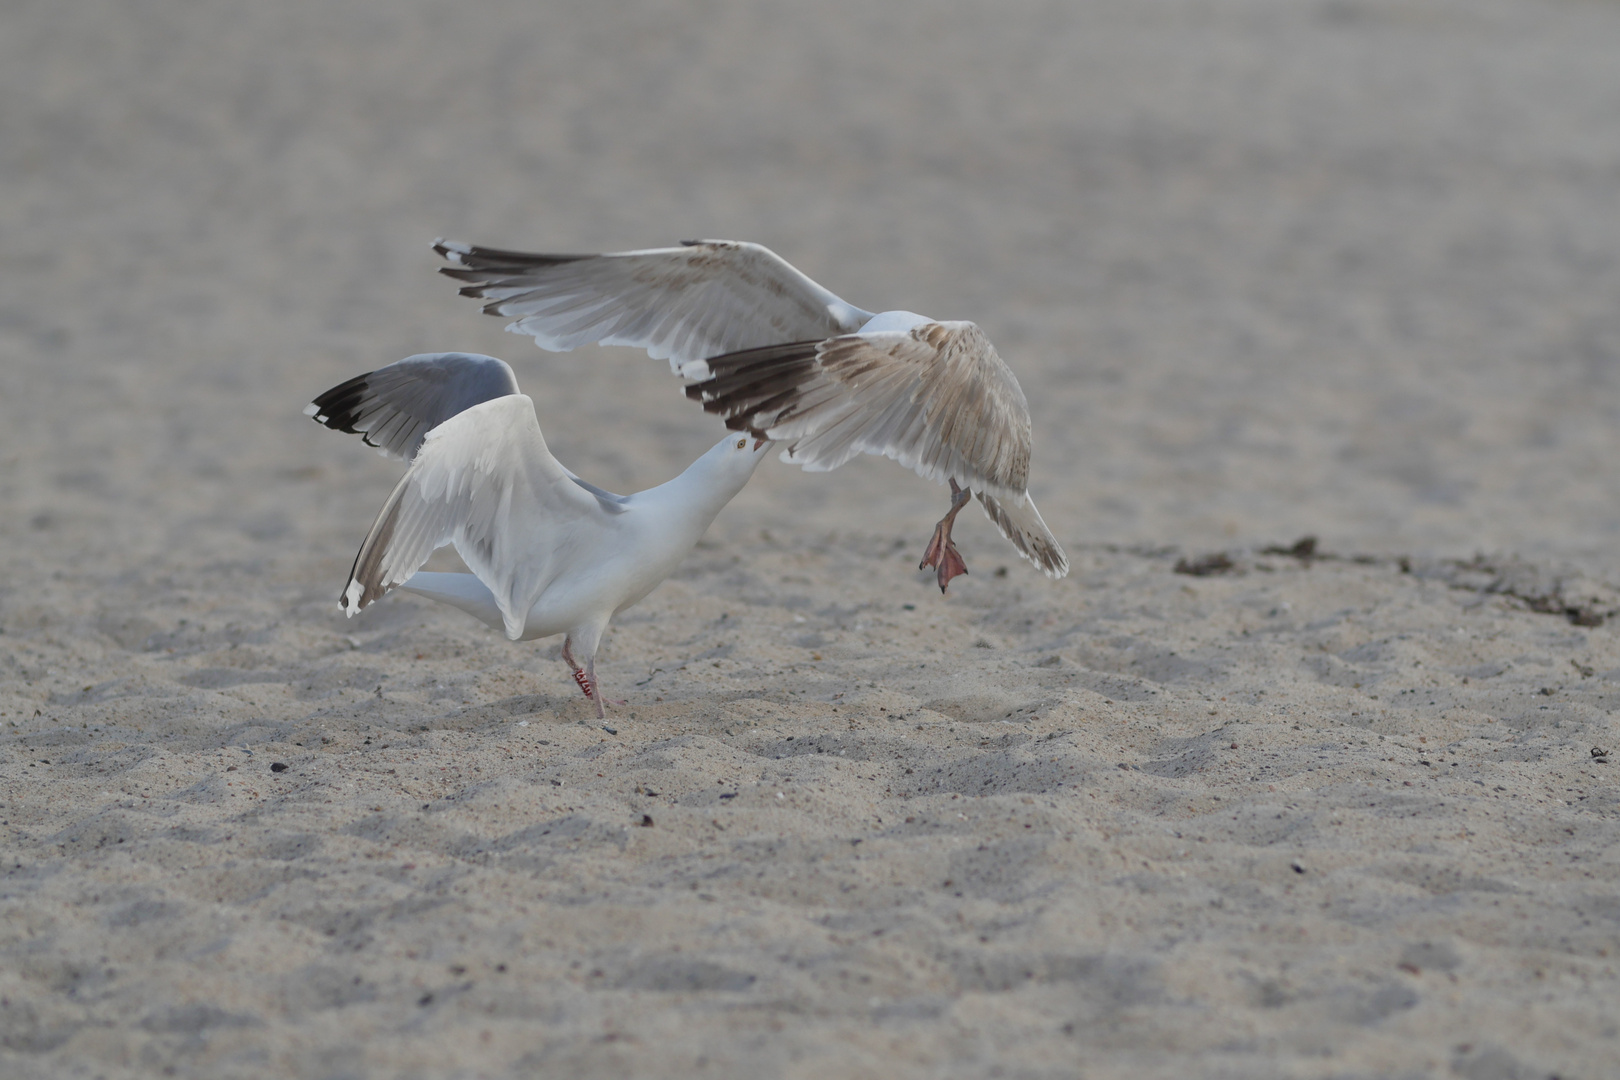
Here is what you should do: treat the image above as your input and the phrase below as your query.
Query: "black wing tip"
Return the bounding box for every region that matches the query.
[698,338,826,369]
[432,237,592,273]
[680,340,825,430]
[307,373,402,452]
[433,270,513,312]
[307,372,374,434]
[339,577,385,614]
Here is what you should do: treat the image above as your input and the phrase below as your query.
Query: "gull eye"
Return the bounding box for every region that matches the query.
[736,439,747,449]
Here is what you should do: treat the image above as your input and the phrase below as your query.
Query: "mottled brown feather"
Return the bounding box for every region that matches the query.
[687,322,1032,496]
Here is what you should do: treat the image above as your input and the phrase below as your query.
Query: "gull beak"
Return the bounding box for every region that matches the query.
[753,437,768,450]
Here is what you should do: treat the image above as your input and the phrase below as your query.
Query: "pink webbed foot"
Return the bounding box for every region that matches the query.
[918,480,972,594]
[919,523,970,593]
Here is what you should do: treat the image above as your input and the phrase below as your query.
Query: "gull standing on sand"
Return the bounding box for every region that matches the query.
[307,352,771,717]
[434,238,1069,590]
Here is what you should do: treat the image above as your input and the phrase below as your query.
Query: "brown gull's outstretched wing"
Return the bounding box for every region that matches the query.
[434,238,874,371]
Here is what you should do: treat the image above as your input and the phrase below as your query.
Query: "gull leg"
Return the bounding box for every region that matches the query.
[562,636,593,701]
[578,657,628,718]
[564,636,625,718]
[586,657,606,719]
[918,480,972,593]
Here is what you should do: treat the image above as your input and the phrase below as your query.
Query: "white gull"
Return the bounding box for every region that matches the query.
[307,352,771,717]
[435,238,1069,590]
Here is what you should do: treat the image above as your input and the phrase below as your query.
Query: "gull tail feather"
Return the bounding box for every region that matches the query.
[975,491,1069,579]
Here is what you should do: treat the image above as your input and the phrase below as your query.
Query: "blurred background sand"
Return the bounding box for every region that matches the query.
[3,1,1620,1076]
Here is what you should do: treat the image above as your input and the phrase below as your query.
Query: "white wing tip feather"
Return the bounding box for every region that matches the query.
[434,237,471,261]
[341,580,365,617]
[302,402,321,418]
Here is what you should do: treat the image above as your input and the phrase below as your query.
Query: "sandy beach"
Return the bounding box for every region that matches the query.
[3,1,1620,1076]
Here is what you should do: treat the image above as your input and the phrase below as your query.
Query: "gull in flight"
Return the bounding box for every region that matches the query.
[307,352,771,717]
[435,238,1069,591]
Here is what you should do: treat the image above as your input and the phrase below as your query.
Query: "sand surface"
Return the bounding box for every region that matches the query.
[4,1,1620,1076]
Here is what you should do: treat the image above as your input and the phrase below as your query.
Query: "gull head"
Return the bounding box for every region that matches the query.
[729,433,774,462]
[669,431,774,511]
[703,431,774,480]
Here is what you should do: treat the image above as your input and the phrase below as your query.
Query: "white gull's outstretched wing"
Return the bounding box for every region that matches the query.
[306,352,520,461]
[341,395,606,638]
[682,321,1068,578]
[434,238,874,372]
[307,353,629,513]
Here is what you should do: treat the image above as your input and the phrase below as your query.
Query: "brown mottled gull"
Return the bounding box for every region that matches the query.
[435,238,1069,591]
